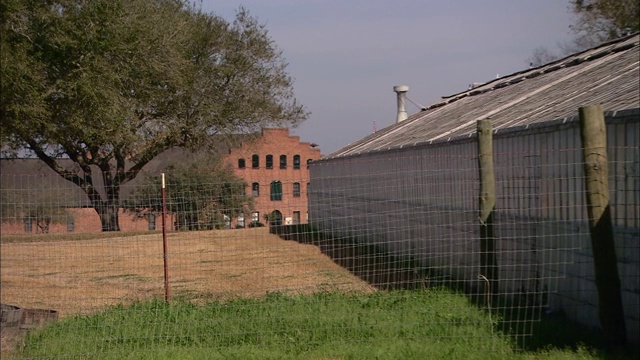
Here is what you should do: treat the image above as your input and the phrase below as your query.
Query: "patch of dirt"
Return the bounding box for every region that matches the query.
[0,228,374,319]
[1,328,24,358]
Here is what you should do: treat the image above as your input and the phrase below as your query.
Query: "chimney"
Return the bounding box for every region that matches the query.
[393,85,409,123]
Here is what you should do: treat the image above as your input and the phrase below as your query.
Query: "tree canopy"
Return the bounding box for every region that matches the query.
[526,0,639,67]
[1,0,308,231]
[570,0,639,48]
[124,154,252,231]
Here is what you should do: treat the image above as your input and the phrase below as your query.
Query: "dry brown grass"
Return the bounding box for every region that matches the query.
[0,228,374,318]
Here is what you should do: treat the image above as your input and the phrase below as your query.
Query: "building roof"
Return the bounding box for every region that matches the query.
[0,128,318,204]
[0,148,202,206]
[326,33,640,159]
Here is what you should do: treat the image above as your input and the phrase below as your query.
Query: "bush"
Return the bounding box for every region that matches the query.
[248,221,265,228]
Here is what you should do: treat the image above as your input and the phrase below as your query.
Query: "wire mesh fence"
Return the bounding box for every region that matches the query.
[308,120,639,347]
[0,121,638,357]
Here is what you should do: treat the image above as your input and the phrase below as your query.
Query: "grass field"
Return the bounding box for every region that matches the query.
[1,228,637,359]
[6,290,614,360]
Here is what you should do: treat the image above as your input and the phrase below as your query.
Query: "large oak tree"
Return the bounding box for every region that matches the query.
[1,0,307,231]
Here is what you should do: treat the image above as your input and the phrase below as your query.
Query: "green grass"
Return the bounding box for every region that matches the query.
[10,289,632,360]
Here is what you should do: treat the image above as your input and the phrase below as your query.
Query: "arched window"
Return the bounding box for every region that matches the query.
[293,182,301,197]
[280,155,287,169]
[270,181,282,201]
[252,182,260,197]
[238,158,246,169]
[266,154,273,169]
[270,210,283,226]
[293,155,301,169]
[252,154,259,168]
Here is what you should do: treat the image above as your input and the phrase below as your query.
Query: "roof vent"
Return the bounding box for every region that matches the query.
[393,85,409,123]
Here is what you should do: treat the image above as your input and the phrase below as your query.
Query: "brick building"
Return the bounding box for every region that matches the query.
[0,128,320,234]
[225,128,321,227]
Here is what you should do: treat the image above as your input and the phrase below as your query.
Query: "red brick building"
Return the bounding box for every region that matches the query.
[225,128,321,226]
[0,128,320,234]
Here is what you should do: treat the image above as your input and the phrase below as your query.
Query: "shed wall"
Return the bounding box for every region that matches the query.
[309,113,639,343]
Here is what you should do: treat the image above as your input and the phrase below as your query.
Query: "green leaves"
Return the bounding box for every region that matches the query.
[125,153,253,231]
[570,0,640,47]
[2,0,305,230]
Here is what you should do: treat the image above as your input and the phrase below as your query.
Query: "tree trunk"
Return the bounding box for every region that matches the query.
[99,166,122,232]
[37,218,51,234]
[95,202,121,232]
[477,119,499,302]
[579,105,626,346]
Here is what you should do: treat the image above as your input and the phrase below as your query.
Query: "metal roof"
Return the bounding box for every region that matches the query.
[325,34,640,159]
[0,148,198,205]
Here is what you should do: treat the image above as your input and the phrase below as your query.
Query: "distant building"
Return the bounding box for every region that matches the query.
[225,128,321,227]
[0,128,321,234]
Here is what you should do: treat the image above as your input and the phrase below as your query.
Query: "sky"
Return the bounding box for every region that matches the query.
[202,0,577,154]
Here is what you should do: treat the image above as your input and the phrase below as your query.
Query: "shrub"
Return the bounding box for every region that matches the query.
[248,221,265,228]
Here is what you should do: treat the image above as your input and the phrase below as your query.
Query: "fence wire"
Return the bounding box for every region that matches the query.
[309,132,639,346]
[1,131,638,357]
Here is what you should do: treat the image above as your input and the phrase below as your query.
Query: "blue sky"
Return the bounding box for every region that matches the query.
[203,1,577,154]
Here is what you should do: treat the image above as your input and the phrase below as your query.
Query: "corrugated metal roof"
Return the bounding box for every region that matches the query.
[326,34,640,159]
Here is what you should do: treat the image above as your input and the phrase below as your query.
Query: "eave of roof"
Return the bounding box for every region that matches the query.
[325,33,640,160]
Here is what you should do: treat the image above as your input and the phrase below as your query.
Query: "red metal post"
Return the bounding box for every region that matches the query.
[161,173,170,302]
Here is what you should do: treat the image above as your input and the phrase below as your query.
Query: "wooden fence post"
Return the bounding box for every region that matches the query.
[477,119,498,302]
[578,105,626,346]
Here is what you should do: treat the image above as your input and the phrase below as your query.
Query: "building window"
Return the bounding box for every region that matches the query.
[237,214,245,228]
[307,182,311,195]
[270,181,282,201]
[266,154,273,169]
[293,211,300,225]
[238,158,246,169]
[252,182,260,197]
[293,155,301,169]
[252,212,259,222]
[66,215,75,232]
[252,154,259,168]
[270,210,283,226]
[24,218,32,233]
[147,214,156,231]
[280,155,287,169]
[307,159,312,168]
[293,182,301,197]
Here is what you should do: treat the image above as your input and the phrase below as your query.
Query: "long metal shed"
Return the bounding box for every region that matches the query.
[309,34,640,343]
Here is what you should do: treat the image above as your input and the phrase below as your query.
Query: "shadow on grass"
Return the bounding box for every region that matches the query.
[271,224,430,290]
[271,224,639,359]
